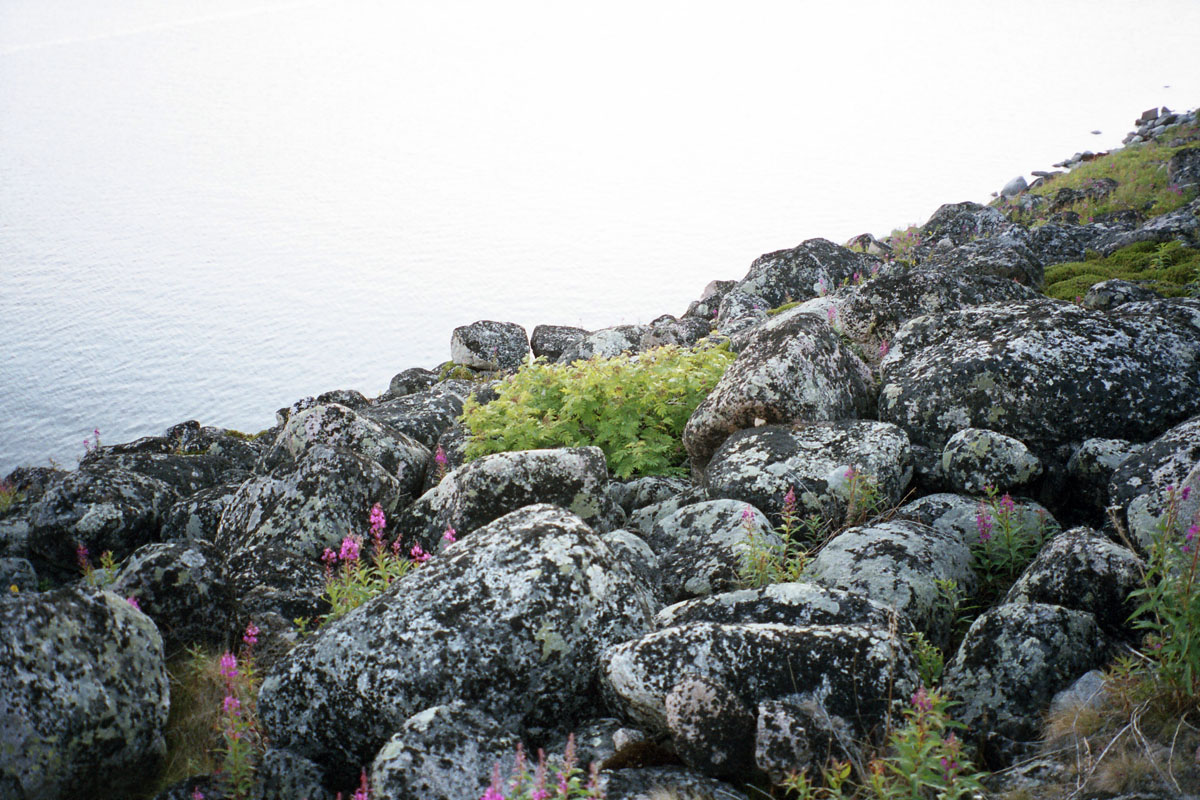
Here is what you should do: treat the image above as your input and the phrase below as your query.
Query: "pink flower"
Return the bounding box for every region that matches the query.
[740,507,755,523]
[878,340,889,358]
[369,503,387,537]
[976,509,993,542]
[352,769,370,800]
[999,493,1016,514]
[442,527,457,544]
[126,596,140,611]
[826,306,837,324]
[1183,486,1192,501]
[844,466,857,480]
[219,651,238,680]
[191,789,205,800]
[322,548,338,566]
[782,487,796,514]
[223,694,241,716]
[392,539,403,556]
[482,764,505,800]
[911,685,933,712]
[243,622,260,647]
[75,543,90,571]
[410,544,430,564]
[339,535,361,563]
[435,445,449,470]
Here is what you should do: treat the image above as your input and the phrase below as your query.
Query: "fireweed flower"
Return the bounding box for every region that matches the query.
[339,535,361,563]
[844,466,857,480]
[191,790,204,800]
[879,339,890,358]
[999,493,1016,514]
[1183,486,1192,501]
[369,503,387,536]
[126,596,140,610]
[443,527,457,544]
[223,694,241,715]
[243,622,260,648]
[483,763,505,800]
[826,306,837,324]
[782,487,797,516]
[410,544,430,564]
[219,652,238,680]
[75,543,90,572]
[976,508,993,542]
[434,445,449,472]
[740,507,755,523]
[911,685,933,712]
[352,769,370,800]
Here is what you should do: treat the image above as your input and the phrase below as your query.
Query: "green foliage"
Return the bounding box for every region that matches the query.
[483,736,603,800]
[993,122,1200,226]
[776,759,854,800]
[0,479,23,515]
[970,486,1055,596]
[1044,240,1200,301]
[1128,485,1200,707]
[908,631,945,688]
[439,361,495,382]
[885,225,924,263]
[460,342,735,479]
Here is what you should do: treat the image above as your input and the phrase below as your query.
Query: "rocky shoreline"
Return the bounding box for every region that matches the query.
[2,106,1199,800]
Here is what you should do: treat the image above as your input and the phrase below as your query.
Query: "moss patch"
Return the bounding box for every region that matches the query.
[1043,240,1200,301]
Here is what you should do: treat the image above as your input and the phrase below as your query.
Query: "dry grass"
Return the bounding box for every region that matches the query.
[150,646,228,795]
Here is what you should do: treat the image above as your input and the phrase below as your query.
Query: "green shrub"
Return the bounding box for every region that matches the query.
[1044,240,1200,300]
[459,342,735,479]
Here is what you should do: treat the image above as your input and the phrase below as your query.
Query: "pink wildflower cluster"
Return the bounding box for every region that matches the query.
[481,735,602,800]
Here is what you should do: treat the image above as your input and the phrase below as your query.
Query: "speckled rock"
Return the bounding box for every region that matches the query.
[654,581,908,634]
[715,290,770,338]
[617,476,692,516]
[384,367,438,399]
[913,202,1015,259]
[650,499,776,602]
[109,540,234,655]
[640,316,712,350]
[1168,146,1200,188]
[834,268,1039,365]
[1095,199,1200,255]
[878,299,1200,461]
[807,519,976,648]
[1026,223,1090,267]
[257,747,334,800]
[733,238,877,308]
[704,421,911,528]
[2,466,67,508]
[258,504,656,782]
[216,444,405,621]
[601,621,916,740]
[628,488,708,538]
[683,313,875,470]
[684,279,737,322]
[924,237,1045,289]
[450,319,530,370]
[25,464,177,582]
[0,557,37,592]
[531,324,588,361]
[82,450,244,498]
[557,325,649,364]
[1107,413,1200,550]
[665,674,756,777]
[161,480,242,543]
[1082,279,1164,310]
[755,697,859,785]
[1005,527,1143,638]
[361,382,472,451]
[603,529,664,607]
[0,586,170,800]
[1065,438,1144,526]
[598,767,749,800]
[894,492,1057,552]
[369,703,520,800]
[259,403,430,495]
[393,446,623,552]
[940,428,1043,494]
[945,603,1105,763]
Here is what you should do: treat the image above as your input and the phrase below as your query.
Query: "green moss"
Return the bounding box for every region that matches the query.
[766,300,801,316]
[223,428,269,441]
[1043,240,1200,300]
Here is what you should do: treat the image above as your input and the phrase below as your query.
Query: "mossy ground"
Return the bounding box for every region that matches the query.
[1043,240,1200,301]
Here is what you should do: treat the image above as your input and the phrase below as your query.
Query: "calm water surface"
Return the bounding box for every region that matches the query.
[2,0,1199,472]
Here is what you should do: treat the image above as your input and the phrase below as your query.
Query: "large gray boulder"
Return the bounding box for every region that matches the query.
[361,383,472,451]
[1064,438,1144,526]
[258,504,656,782]
[0,587,170,800]
[704,421,911,529]
[683,311,875,470]
[450,320,530,370]
[649,499,777,602]
[393,446,623,551]
[923,237,1044,289]
[1107,414,1200,550]
[531,324,588,362]
[879,299,1200,462]
[733,238,877,308]
[806,519,976,648]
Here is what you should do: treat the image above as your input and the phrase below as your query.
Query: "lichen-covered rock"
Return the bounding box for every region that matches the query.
[0,557,37,592]
[628,488,708,538]
[393,446,623,551]
[640,316,712,350]
[601,621,916,740]
[531,324,588,361]
[161,480,242,543]
[1004,527,1143,638]
[878,299,1200,462]
[684,313,875,470]
[913,202,1015,259]
[940,428,1043,494]
[557,325,648,364]
[0,586,170,800]
[894,492,1057,551]
[361,382,472,451]
[257,747,334,800]
[924,237,1045,288]
[1168,146,1200,189]
[1095,199,1200,255]
[216,444,405,621]
[603,529,664,608]
[834,268,1039,364]
[734,238,877,308]
[665,674,756,777]
[259,403,430,494]
[598,767,749,800]
[755,698,859,785]
[1107,414,1200,550]
[1026,223,1090,267]
[654,581,908,634]
[1082,279,1164,311]
[450,320,530,370]
[83,450,243,497]
[109,540,234,654]
[650,499,776,602]
[1065,438,1144,526]
[806,520,975,648]
[258,504,655,782]
[369,704,520,800]
[26,465,177,582]
[944,603,1104,762]
[617,476,691,516]
[715,290,770,338]
[704,421,911,528]
[384,367,438,399]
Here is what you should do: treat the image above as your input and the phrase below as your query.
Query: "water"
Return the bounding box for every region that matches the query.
[2,0,1199,473]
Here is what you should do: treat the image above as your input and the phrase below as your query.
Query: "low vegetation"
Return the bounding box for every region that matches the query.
[1043,240,1200,301]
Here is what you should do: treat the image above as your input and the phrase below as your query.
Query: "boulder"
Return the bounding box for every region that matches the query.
[257,504,655,782]
[369,704,521,800]
[665,674,756,777]
[755,697,860,785]
[1081,278,1164,310]
[1000,176,1028,197]
[257,748,335,800]
[384,367,438,399]
[360,383,471,451]
[1026,223,1090,267]
[944,603,1105,764]
[916,202,1014,255]
[649,499,777,602]
[924,238,1045,289]
[715,290,771,338]
[1167,145,1200,189]
[894,492,1057,552]
[0,586,169,800]
[878,299,1200,463]
[1064,438,1144,526]
[598,767,749,800]
[640,316,712,350]
[733,238,877,308]
[160,480,242,543]
[25,465,177,582]
[83,450,243,497]
[628,488,708,538]
[683,311,875,470]
[531,324,588,362]
[940,427,1043,494]
[1107,413,1200,550]
[0,557,37,592]
[1004,527,1143,638]
[806,519,975,648]
[450,320,530,370]
[557,325,648,364]
[1095,199,1200,255]
[393,446,623,552]
[704,421,911,529]
[601,621,916,740]
[617,476,691,516]
[109,540,234,655]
